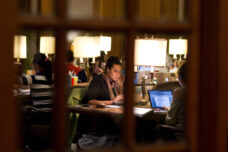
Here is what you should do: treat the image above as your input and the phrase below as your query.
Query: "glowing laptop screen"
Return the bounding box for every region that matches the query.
[148,90,173,108]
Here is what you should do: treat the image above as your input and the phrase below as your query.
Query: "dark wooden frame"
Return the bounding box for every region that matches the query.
[1,0,228,151]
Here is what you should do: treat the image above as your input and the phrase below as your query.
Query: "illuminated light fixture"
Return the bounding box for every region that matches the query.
[14,35,27,64]
[99,36,112,54]
[72,36,100,62]
[169,39,188,59]
[134,38,167,102]
[40,36,56,56]
[134,39,167,66]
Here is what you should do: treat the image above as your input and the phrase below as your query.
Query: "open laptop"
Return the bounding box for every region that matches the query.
[148,90,173,113]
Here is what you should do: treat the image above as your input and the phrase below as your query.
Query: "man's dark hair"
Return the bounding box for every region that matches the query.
[66,50,74,62]
[177,61,187,84]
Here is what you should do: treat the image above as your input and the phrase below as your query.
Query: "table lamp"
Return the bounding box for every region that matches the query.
[72,36,100,64]
[169,39,188,59]
[14,35,27,64]
[40,36,56,57]
[99,36,112,54]
[134,38,167,102]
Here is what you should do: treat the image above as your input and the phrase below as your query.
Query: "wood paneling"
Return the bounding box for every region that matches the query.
[0,0,18,151]
[198,0,219,151]
[138,0,161,19]
[41,0,54,16]
[6,0,228,151]
[100,0,124,18]
[217,0,228,151]
[186,0,200,151]
[109,34,125,58]
[161,0,179,20]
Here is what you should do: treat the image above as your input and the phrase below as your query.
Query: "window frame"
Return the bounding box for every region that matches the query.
[3,0,228,151]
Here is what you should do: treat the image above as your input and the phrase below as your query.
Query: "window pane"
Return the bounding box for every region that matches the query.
[136,0,188,22]
[14,29,56,151]
[66,31,126,150]
[20,0,55,16]
[134,33,188,145]
[67,0,125,19]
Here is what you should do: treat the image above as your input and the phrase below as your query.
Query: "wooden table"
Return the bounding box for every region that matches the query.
[68,104,166,121]
[67,104,167,143]
[68,105,123,116]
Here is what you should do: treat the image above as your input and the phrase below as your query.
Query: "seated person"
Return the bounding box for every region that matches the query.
[18,53,54,150]
[81,56,123,105]
[21,53,53,110]
[87,57,104,82]
[66,50,87,83]
[19,53,54,123]
[75,56,124,148]
[93,57,104,75]
[161,61,187,140]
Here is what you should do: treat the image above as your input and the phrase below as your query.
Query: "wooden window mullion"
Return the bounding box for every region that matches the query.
[53,0,67,151]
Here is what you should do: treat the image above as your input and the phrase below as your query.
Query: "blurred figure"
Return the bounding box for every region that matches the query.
[169,60,179,73]
[19,53,54,150]
[66,50,87,83]
[88,57,104,81]
[21,53,54,113]
[93,57,104,75]
[162,61,187,141]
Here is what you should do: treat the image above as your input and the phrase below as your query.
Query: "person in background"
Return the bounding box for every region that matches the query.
[165,54,174,72]
[88,57,104,81]
[81,56,124,105]
[18,53,54,150]
[66,50,87,83]
[75,56,124,149]
[93,57,104,75]
[162,61,187,140]
[20,53,54,123]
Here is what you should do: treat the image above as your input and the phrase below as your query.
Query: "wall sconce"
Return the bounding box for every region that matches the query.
[40,36,56,57]
[14,35,27,64]
[134,38,167,102]
[169,39,188,60]
[99,36,112,54]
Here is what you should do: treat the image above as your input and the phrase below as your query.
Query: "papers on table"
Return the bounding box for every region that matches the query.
[133,107,153,117]
[105,105,122,109]
[105,105,153,117]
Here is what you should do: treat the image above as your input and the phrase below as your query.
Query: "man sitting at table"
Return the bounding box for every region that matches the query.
[66,50,87,83]
[74,56,124,149]
[159,61,187,141]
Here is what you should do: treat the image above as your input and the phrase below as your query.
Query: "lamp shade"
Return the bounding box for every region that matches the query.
[40,36,56,54]
[169,39,188,55]
[100,36,111,53]
[134,39,167,66]
[14,36,27,59]
[72,36,100,58]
